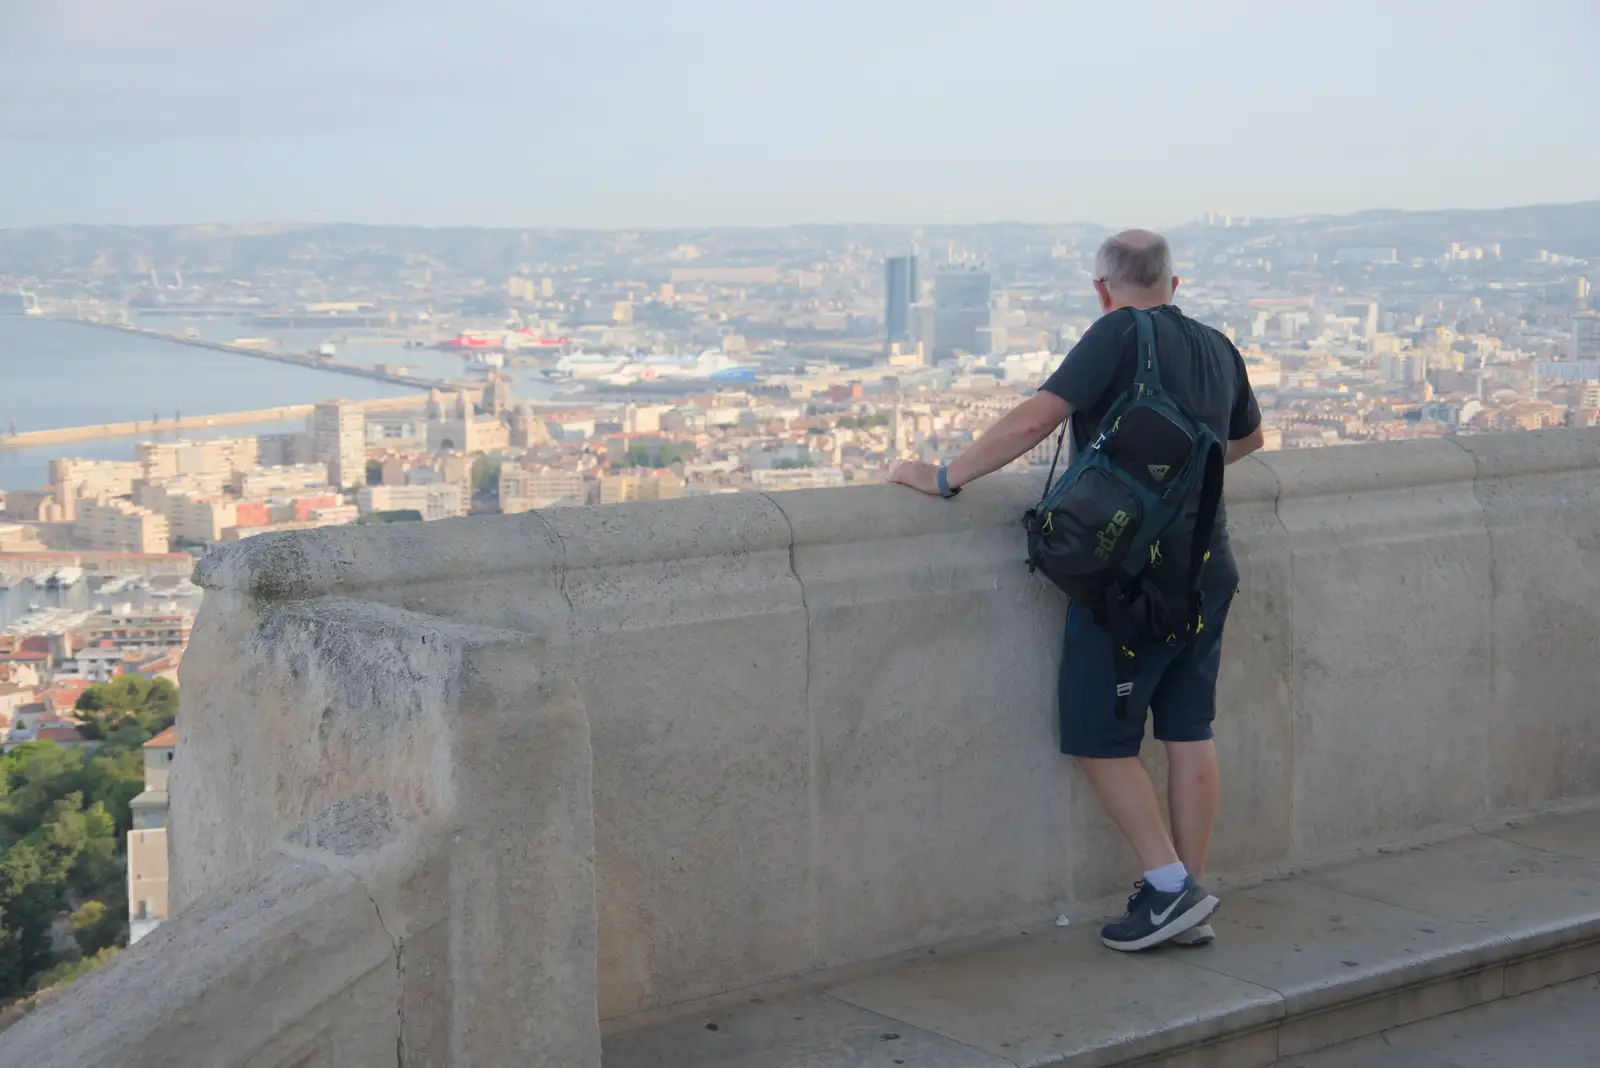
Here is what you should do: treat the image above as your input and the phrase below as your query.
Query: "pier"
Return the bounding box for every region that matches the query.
[0,395,428,450]
[70,319,455,391]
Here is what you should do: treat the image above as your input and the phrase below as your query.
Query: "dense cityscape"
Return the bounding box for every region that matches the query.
[0,202,1597,1011]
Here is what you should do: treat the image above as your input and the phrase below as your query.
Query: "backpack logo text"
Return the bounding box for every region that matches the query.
[1094,510,1131,562]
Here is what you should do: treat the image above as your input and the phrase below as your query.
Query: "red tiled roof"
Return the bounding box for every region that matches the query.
[144,725,178,748]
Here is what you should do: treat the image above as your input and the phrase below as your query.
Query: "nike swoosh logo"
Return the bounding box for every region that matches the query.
[1150,897,1183,925]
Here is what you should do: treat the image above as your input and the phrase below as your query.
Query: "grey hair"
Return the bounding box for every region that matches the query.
[1093,230,1174,291]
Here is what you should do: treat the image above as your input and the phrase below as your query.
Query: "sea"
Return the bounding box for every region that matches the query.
[0,317,559,492]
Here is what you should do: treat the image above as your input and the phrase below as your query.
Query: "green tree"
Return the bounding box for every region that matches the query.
[0,810,79,997]
[624,442,685,468]
[69,900,122,957]
[73,676,176,742]
[83,748,146,837]
[471,455,503,498]
[0,743,86,845]
[67,802,120,899]
[357,509,423,525]
[0,741,148,997]
[28,945,119,994]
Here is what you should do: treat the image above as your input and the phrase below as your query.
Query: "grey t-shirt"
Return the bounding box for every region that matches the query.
[1039,304,1260,595]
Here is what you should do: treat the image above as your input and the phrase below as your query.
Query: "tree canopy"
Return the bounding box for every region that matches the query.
[0,678,178,1001]
[471,455,502,498]
[74,676,176,743]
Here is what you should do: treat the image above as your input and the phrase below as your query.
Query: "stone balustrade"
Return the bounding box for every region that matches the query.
[3,428,1599,1067]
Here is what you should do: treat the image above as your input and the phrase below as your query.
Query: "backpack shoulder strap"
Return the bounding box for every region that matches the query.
[1129,307,1163,393]
[1181,430,1226,634]
[1034,419,1068,510]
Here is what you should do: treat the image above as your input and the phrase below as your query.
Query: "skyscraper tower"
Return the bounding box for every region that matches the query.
[932,267,992,359]
[1575,312,1600,363]
[884,255,919,353]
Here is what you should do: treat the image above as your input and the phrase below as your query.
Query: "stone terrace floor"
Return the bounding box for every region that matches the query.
[603,806,1600,1068]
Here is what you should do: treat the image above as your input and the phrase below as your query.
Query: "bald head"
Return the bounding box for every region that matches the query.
[1093,229,1177,309]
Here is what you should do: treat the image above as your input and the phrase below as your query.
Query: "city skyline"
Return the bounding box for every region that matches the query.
[2,1,1596,228]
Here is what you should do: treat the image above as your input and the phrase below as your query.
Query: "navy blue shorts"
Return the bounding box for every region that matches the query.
[1058,588,1236,758]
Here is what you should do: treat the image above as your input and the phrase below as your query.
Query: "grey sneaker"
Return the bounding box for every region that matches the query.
[1170,922,1215,946]
[1100,878,1219,952]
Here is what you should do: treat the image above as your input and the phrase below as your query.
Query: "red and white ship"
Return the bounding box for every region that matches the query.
[437,327,571,352]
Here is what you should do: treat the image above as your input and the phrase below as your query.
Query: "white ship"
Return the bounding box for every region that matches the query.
[0,291,41,316]
[48,566,85,590]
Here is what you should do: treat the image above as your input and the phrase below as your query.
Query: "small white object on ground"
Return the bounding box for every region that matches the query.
[1055,914,1071,928]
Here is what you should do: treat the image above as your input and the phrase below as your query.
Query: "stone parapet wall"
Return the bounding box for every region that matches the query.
[179,428,1600,1021]
[7,429,1597,1067]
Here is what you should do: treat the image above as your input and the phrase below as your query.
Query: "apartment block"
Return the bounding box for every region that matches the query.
[257,432,315,467]
[232,464,332,498]
[50,458,145,521]
[137,437,259,481]
[312,401,367,491]
[500,464,586,513]
[74,498,170,553]
[356,483,468,521]
[594,470,685,505]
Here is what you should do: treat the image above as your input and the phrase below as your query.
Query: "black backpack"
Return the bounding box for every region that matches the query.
[1023,307,1225,716]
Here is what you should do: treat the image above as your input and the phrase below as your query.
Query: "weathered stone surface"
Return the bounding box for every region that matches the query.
[193,509,564,600]
[172,596,466,906]
[603,991,1012,1068]
[1303,834,1600,958]
[447,643,600,1068]
[1485,806,1600,863]
[1207,455,1295,879]
[1261,441,1494,856]
[1451,429,1600,813]
[0,852,398,1068]
[547,494,814,1018]
[597,807,1600,1068]
[776,476,1075,966]
[173,599,601,1066]
[1180,878,1505,1016]
[828,926,1283,1068]
[162,428,1600,1050]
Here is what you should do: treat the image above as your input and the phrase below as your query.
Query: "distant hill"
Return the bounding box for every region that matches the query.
[1168,201,1600,260]
[0,203,1593,276]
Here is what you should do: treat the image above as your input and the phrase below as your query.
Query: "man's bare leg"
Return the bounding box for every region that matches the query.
[1079,756,1180,871]
[1165,740,1220,879]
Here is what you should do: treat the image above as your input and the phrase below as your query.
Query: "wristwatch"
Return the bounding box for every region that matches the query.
[936,465,961,498]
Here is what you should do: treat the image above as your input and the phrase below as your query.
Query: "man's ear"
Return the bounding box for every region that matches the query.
[1170,276,1181,299]
[1094,279,1113,313]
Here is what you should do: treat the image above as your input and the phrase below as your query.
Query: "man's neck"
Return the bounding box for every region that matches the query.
[1109,293,1172,312]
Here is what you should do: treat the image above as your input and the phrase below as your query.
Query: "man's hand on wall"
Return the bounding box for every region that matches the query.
[889,461,940,495]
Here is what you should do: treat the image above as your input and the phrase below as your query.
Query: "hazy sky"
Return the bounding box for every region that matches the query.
[1,0,1595,228]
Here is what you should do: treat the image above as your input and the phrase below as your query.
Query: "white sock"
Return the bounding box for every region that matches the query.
[1144,861,1189,894]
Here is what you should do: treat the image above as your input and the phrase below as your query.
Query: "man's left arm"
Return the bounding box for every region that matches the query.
[890,391,1072,496]
[1223,338,1264,466]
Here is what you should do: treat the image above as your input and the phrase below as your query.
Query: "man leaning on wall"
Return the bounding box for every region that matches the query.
[890,229,1265,952]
